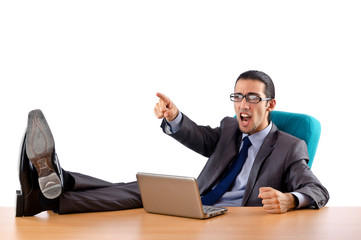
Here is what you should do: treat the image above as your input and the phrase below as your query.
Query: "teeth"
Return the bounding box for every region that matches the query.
[241,114,250,117]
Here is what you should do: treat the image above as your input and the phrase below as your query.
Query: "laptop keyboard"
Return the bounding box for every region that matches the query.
[203,205,222,213]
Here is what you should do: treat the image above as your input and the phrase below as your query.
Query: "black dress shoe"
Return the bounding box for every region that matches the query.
[16,135,44,217]
[25,109,63,199]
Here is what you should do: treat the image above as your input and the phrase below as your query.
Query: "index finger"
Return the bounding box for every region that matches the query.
[156,92,171,105]
[258,187,273,198]
[259,187,273,193]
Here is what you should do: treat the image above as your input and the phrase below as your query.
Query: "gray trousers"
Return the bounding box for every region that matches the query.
[58,171,142,214]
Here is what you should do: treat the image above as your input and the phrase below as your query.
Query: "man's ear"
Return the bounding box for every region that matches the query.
[266,99,276,112]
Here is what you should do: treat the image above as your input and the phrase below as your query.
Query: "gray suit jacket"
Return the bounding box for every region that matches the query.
[162,114,329,208]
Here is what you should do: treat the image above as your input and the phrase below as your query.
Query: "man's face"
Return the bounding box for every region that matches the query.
[234,79,276,135]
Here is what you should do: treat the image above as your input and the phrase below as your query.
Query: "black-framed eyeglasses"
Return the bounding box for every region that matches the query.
[230,93,272,104]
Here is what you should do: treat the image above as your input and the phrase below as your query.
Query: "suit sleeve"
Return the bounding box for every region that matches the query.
[284,139,329,209]
[161,113,220,158]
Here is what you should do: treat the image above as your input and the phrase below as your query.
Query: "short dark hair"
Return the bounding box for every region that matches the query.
[235,70,275,99]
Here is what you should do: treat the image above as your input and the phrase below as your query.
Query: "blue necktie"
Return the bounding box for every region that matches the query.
[201,136,252,205]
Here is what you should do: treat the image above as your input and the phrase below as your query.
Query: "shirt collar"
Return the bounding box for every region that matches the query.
[242,122,273,151]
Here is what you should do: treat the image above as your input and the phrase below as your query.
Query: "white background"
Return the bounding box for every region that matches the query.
[1,1,360,207]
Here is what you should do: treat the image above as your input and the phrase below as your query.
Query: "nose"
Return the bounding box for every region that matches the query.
[239,97,249,109]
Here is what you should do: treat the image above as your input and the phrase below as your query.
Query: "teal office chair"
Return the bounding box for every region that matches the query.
[270,111,321,168]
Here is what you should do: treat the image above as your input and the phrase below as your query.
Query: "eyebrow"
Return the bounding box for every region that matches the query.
[235,92,262,96]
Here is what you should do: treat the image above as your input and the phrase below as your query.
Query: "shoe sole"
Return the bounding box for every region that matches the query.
[25,110,61,199]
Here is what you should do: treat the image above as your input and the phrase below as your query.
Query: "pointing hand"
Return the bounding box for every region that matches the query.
[154,92,179,122]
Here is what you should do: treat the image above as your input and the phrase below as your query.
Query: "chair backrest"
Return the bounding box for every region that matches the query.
[270,111,321,168]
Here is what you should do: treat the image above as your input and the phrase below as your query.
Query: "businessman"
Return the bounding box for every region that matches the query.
[154,70,328,213]
[16,70,329,217]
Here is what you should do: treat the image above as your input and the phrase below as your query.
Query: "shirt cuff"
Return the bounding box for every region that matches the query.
[292,192,314,209]
[165,112,183,134]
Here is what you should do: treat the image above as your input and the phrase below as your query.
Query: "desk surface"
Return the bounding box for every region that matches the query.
[1,207,361,240]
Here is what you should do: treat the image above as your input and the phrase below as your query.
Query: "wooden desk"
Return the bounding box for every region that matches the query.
[1,207,361,240]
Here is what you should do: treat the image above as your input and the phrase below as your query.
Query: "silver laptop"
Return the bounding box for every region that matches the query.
[136,172,227,219]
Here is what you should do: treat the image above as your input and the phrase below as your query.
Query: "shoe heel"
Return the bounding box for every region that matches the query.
[16,190,24,217]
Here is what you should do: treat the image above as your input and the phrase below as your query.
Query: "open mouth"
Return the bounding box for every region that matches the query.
[240,113,251,124]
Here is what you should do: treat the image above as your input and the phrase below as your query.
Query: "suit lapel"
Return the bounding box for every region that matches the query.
[242,124,278,205]
[198,119,240,195]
